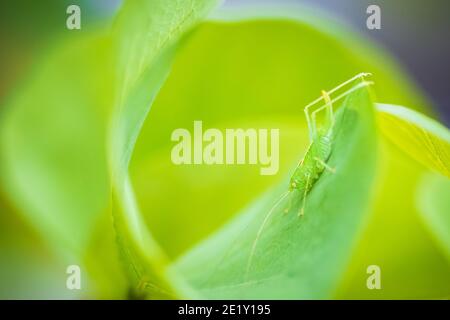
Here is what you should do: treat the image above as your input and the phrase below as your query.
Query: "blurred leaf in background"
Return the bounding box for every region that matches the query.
[0,0,120,101]
[377,103,450,178]
[418,173,450,262]
[0,1,124,298]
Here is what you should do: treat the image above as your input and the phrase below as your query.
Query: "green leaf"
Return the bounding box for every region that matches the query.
[108,0,219,298]
[173,86,377,299]
[130,10,448,298]
[3,1,448,299]
[376,103,450,178]
[130,14,430,260]
[418,173,450,262]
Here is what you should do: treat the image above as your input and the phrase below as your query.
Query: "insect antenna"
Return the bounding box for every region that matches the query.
[245,190,290,279]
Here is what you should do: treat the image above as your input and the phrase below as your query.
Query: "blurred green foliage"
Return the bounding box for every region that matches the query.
[0,1,448,299]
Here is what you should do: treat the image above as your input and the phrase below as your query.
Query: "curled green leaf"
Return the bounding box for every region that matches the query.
[376,103,450,178]
[109,0,220,298]
[174,86,377,299]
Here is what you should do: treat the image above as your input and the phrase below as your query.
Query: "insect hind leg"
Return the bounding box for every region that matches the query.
[303,73,372,139]
[304,95,333,140]
[304,104,316,142]
[309,90,335,137]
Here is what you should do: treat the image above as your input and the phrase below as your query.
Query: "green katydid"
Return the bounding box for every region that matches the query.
[246,73,373,276]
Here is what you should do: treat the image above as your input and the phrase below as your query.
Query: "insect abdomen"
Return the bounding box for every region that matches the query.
[289,135,332,192]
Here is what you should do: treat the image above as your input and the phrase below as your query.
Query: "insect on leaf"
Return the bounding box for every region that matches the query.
[376,103,450,178]
[173,85,377,299]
